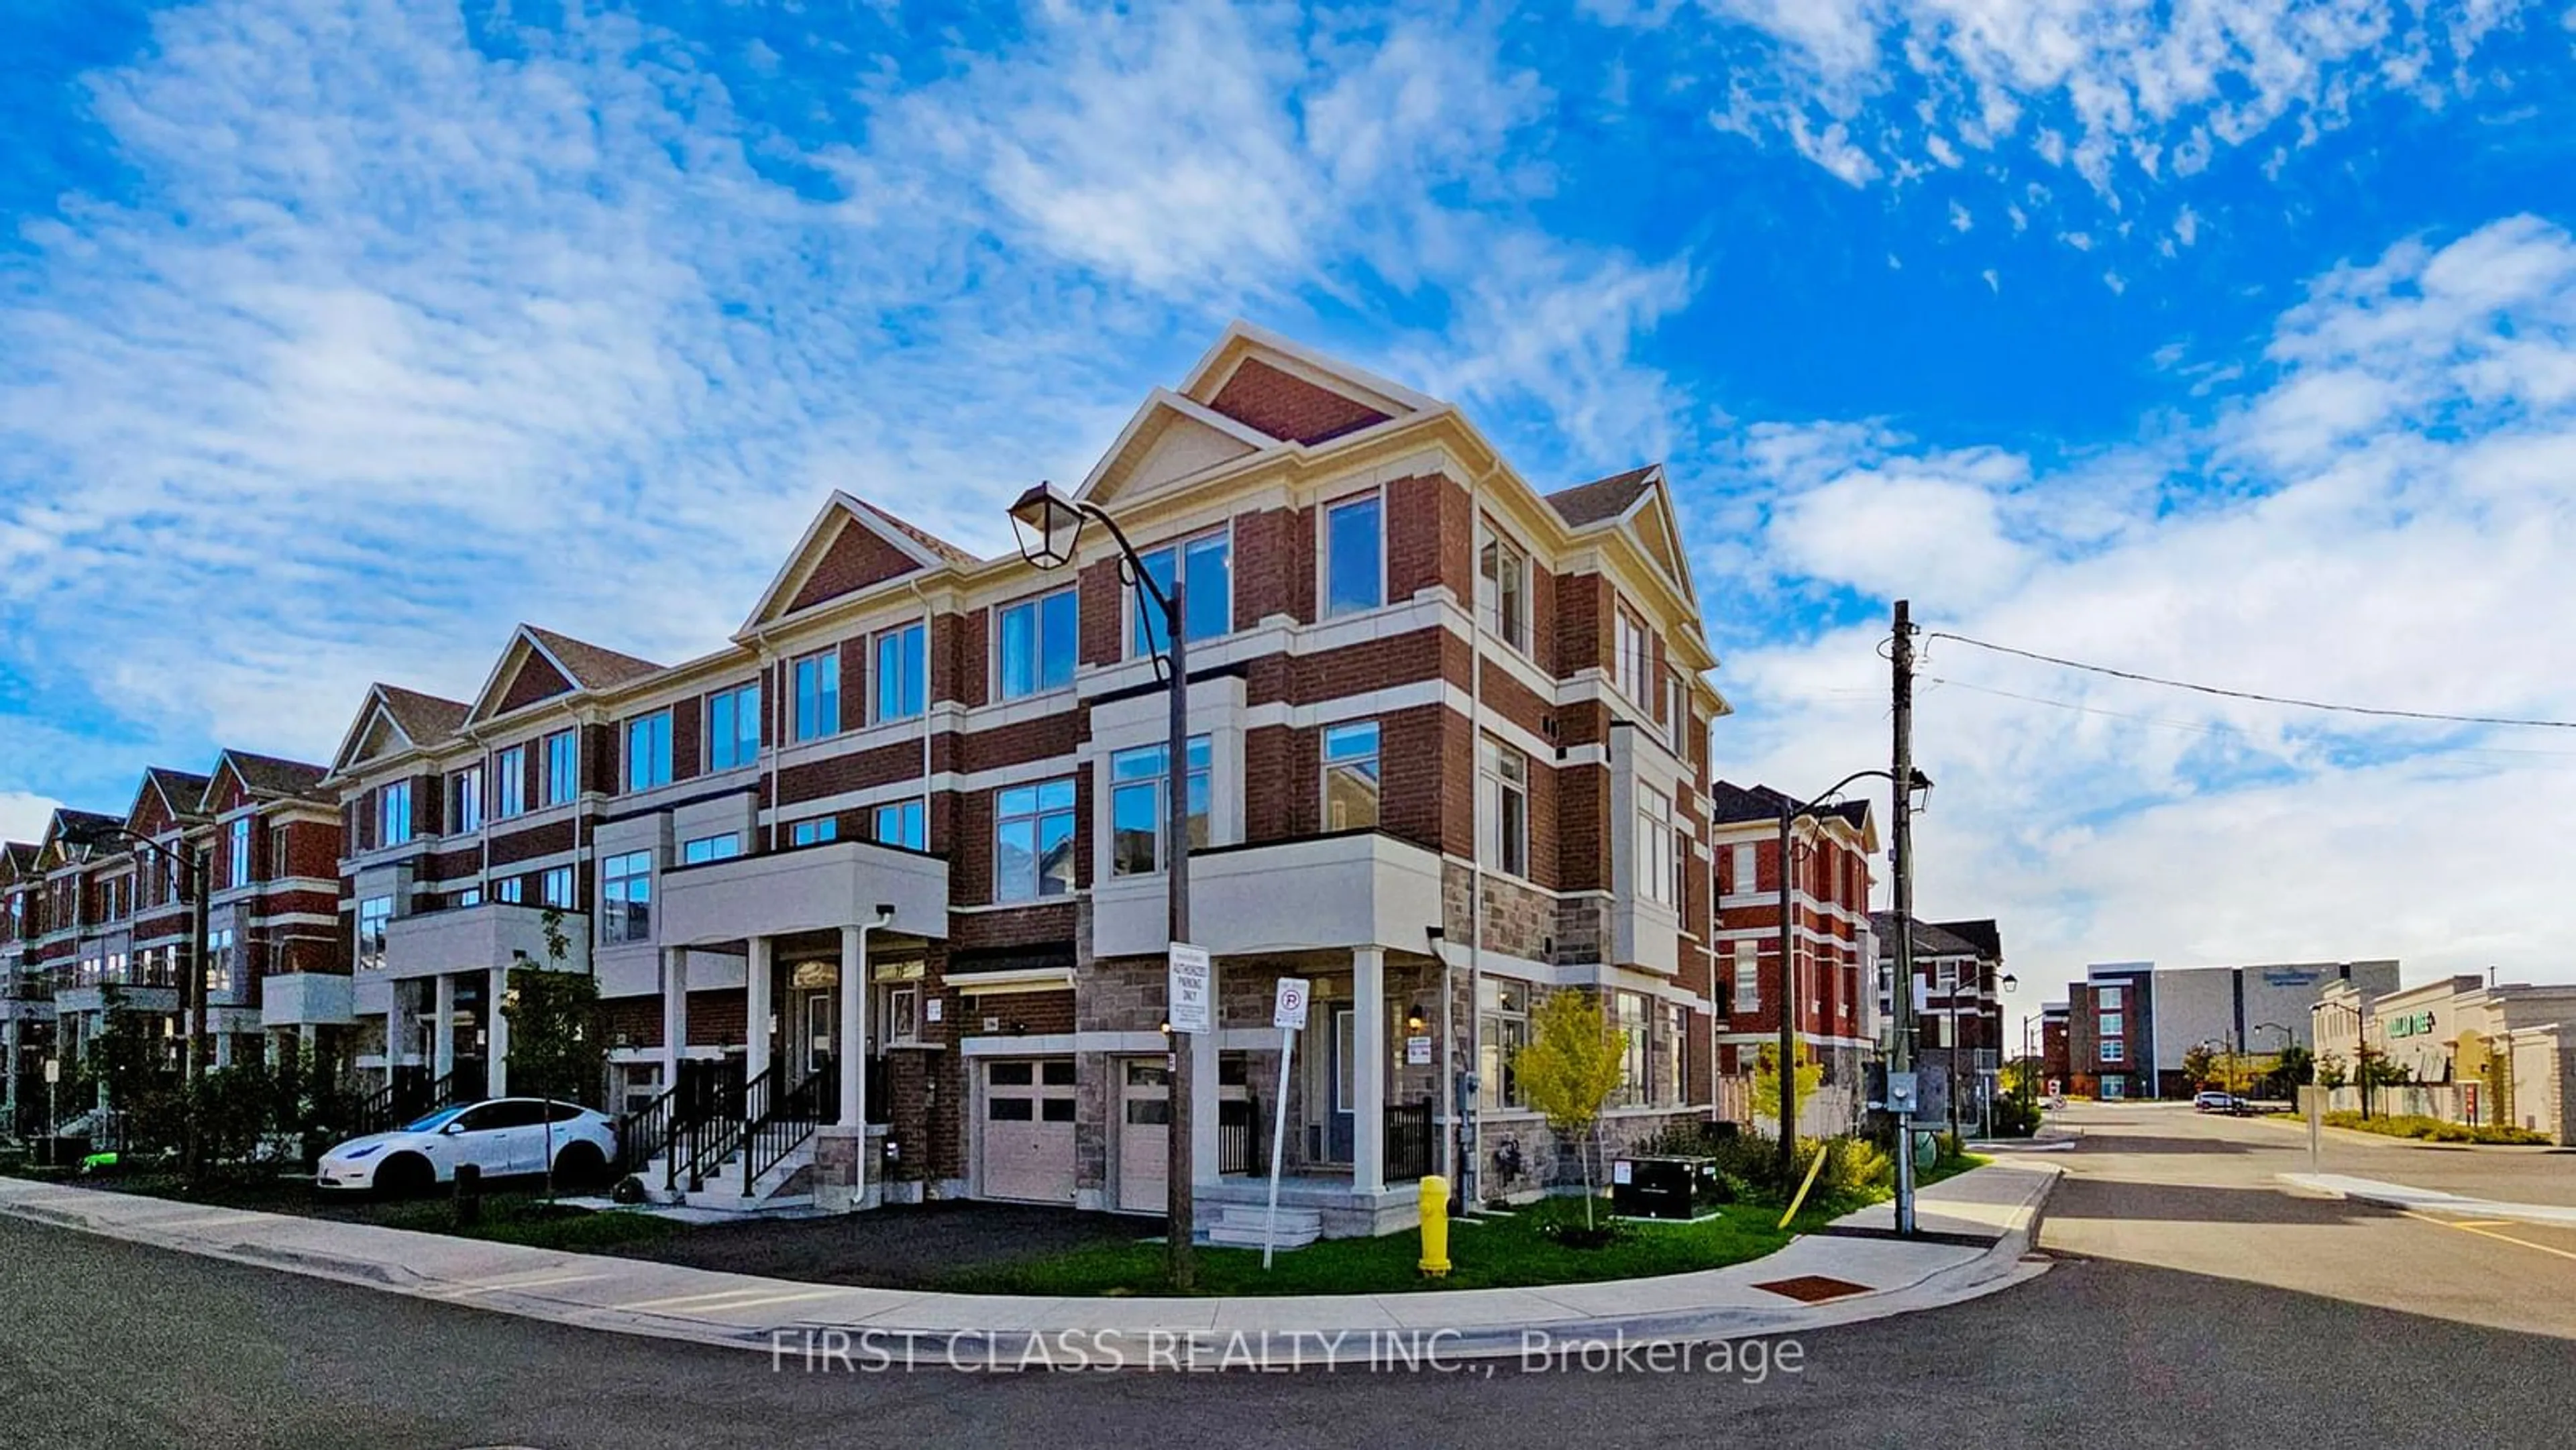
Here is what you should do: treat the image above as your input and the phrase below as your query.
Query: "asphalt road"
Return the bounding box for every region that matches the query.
[5,1105,2575,1449]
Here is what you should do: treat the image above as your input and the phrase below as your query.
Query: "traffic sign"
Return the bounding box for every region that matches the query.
[1168,943,1212,1034]
[1273,977,1310,1031]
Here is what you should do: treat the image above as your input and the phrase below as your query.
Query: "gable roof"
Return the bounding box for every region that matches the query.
[1707,780,1873,835]
[1932,918,2002,961]
[739,493,972,634]
[1178,321,1438,429]
[465,624,664,726]
[1074,388,1282,507]
[331,683,472,775]
[128,768,213,833]
[1869,912,1984,960]
[1,842,37,879]
[1545,466,1659,527]
[524,626,661,692]
[209,750,332,807]
[44,807,124,859]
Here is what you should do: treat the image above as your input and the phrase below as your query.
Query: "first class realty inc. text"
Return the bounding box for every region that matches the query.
[767,1329,1810,1380]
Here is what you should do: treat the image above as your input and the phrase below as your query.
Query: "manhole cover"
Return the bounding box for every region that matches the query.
[1752,1274,1873,1303]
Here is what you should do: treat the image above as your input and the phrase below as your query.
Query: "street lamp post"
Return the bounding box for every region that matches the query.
[1010,481,1198,1290]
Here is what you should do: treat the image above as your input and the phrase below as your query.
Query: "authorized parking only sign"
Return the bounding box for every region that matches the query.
[1168,944,1212,1034]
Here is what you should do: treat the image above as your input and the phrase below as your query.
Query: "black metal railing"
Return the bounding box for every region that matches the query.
[673,1064,778,1192]
[742,1067,835,1196]
[1218,1095,1259,1176]
[616,1082,682,1176]
[349,1065,437,1138]
[1384,1097,1434,1182]
[866,1056,892,1125]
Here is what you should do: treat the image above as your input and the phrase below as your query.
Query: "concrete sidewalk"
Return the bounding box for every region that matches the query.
[2278,1172,2576,1228]
[0,1163,2059,1369]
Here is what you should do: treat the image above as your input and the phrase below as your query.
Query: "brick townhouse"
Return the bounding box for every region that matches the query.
[0,751,344,1126]
[320,323,1733,1236]
[1707,783,1878,1135]
[1871,913,2006,1129]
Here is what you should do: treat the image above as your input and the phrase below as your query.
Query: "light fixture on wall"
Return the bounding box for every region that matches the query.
[1405,1004,1428,1035]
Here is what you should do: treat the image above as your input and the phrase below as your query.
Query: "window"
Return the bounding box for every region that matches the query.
[874,624,925,722]
[2100,1040,2127,1064]
[496,877,523,904]
[998,589,1078,699]
[1730,843,1756,896]
[204,928,235,997]
[379,781,413,846]
[1614,607,1650,702]
[1637,787,1675,906]
[270,824,292,883]
[601,852,653,942]
[1478,979,1529,1110]
[227,818,252,890]
[1937,961,1959,989]
[792,651,841,742]
[2098,1012,2124,1038]
[1110,738,1211,876]
[1133,531,1232,656]
[791,817,839,848]
[625,711,673,792]
[708,683,761,771]
[1321,722,1381,830]
[358,897,392,970]
[994,779,1076,903]
[1655,1001,1686,1107]
[1673,826,1690,909]
[1323,493,1383,617]
[682,834,741,865]
[451,766,484,835]
[1479,739,1528,878]
[540,866,574,909]
[2098,984,2123,1009]
[1479,531,1529,651]
[1733,940,1760,1013]
[1666,671,1690,750]
[494,746,527,819]
[885,985,920,1044]
[872,799,926,851]
[454,886,482,909]
[543,730,578,806]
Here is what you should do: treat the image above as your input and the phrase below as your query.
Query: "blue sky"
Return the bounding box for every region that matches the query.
[5,1,2575,1013]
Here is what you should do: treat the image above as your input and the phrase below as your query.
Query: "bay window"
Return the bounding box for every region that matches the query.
[1110,737,1210,877]
[601,851,653,942]
[1478,979,1529,1111]
[994,779,1076,902]
[1478,531,1529,651]
[1636,786,1675,906]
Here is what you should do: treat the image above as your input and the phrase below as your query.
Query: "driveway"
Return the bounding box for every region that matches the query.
[599,1198,1148,1288]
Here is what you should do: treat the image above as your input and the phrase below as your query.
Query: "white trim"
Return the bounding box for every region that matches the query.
[951,967,1075,995]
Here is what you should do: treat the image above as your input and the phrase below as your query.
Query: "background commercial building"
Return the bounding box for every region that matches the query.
[2067,958,2400,1099]
[2316,976,2576,1142]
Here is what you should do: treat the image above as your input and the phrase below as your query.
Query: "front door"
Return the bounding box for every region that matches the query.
[1326,1006,1356,1162]
[981,1059,1077,1203]
[790,991,837,1086]
[1116,1058,1169,1214]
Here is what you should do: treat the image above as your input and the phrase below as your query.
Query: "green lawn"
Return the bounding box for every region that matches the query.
[938,1194,1842,1298]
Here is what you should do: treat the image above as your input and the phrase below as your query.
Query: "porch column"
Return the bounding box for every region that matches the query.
[299,1022,317,1060]
[661,948,690,1094]
[386,991,405,1082]
[432,974,457,1081]
[745,935,773,1086]
[837,926,867,1129]
[1352,946,1387,1195]
[485,964,511,1099]
[3,1017,18,1116]
[214,1034,232,1070]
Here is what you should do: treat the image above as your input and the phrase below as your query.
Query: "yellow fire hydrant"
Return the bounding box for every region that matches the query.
[1417,1174,1452,1277]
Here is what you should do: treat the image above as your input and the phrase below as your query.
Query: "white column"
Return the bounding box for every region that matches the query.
[661,948,690,1094]
[838,926,868,1129]
[486,964,511,1099]
[745,936,773,1085]
[432,974,457,1080]
[387,993,405,1082]
[299,1023,317,1061]
[1352,946,1387,1196]
[214,1033,233,1070]
[3,1017,18,1116]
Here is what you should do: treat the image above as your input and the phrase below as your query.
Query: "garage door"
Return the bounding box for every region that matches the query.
[982,1058,1077,1204]
[1116,1058,1168,1215]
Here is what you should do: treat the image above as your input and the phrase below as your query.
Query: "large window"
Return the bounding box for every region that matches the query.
[1321,721,1381,830]
[875,623,925,722]
[2098,984,2124,1009]
[1323,492,1383,617]
[1110,738,1210,877]
[1478,979,1529,1111]
[227,818,252,890]
[994,779,1076,902]
[1637,786,1675,906]
[2100,1039,2127,1064]
[1614,606,1651,702]
[791,816,838,847]
[496,877,523,904]
[1479,738,1529,878]
[451,766,484,836]
[1733,940,1759,1013]
[1656,1001,1684,1107]
[494,746,527,819]
[1479,531,1529,651]
[625,711,673,792]
[358,896,392,970]
[378,781,413,847]
[205,928,236,997]
[681,834,741,865]
[872,799,926,851]
[543,730,578,806]
[793,651,841,742]
[1731,843,1756,896]
[2098,1012,2124,1038]
[708,683,761,771]
[1134,531,1232,657]
[601,851,652,942]
[998,590,1078,699]
[1613,991,1650,1107]
[540,866,574,909]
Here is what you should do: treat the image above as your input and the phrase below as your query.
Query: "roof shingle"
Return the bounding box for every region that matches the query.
[523,626,663,692]
[1544,465,1658,527]
[376,685,472,746]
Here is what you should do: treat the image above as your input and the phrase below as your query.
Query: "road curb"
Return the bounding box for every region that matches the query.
[0,1164,2063,1370]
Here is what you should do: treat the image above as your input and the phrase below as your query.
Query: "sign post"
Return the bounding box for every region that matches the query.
[44,1056,59,1141]
[2299,1084,2326,1170]
[1264,977,1310,1268]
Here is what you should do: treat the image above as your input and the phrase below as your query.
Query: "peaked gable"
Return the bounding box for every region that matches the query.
[739,494,966,633]
[1178,323,1434,449]
[126,768,209,837]
[1076,389,1277,507]
[492,645,575,717]
[1205,358,1392,445]
[330,683,468,775]
[786,515,924,614]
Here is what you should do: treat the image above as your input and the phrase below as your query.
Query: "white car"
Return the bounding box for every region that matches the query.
[317,1098,618,1195]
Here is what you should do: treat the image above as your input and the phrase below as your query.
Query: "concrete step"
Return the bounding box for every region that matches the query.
[1208,1204,1322,1249]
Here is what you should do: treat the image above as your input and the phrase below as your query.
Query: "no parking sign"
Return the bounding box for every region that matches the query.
[1273,977,1310,1031]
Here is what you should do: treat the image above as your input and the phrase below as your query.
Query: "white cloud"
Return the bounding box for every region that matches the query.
[1948,200,1974,231]
[1981,267,2000,292]
[0,793,60,845]
[1714,215,2576,994]
[2104,269,2127,294]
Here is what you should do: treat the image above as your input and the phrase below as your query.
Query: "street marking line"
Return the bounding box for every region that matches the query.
[433,1272,608,1298]
[616,1286,794,1311]
[666,1288,851,1319]
[2448,1219,2515,1229]
[616,1284,853,1313]
[2401,1211,2576,1265]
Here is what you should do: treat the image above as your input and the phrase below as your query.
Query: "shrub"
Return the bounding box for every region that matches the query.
[2321,1111,2549,1146]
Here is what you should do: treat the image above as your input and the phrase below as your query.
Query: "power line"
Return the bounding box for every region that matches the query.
[1922,675,2576,765]
[1925,632,2576,731]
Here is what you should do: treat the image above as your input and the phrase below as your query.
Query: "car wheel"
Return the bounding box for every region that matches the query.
[376,1153,435,1199]
[553,1141,607,1189]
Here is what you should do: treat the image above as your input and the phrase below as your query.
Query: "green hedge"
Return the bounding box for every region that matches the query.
[2323,1111,2551,1146]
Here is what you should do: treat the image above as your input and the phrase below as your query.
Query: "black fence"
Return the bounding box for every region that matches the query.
[1385,1097,1434,1182]
[1218,1095,1259,1176]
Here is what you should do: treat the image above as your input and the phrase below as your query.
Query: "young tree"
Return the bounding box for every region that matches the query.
[2313,1052,2349,1091]
[501,908,606,1200]
[1750,1042,1823,1135]
[1513,990,1628,1230]
[2180,1044,2217,1091]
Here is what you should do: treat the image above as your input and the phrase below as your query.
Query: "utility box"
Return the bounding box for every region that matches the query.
[1610,1155,1726,1220]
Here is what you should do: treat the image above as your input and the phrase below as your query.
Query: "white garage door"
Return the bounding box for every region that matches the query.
[982,1058,1077,1204]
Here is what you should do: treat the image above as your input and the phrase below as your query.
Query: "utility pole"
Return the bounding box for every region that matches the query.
[1775,800,1796,1186]
[1890,599,1919,1236]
